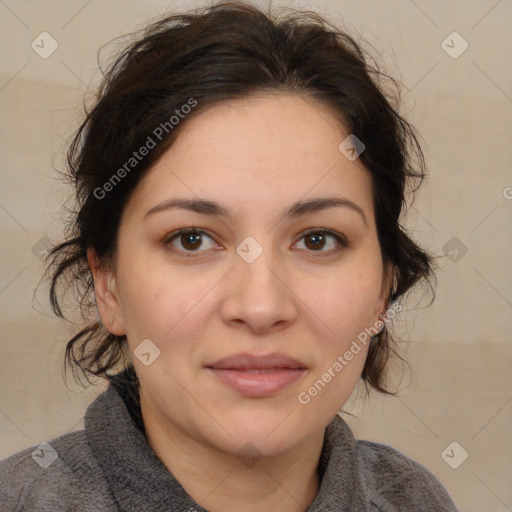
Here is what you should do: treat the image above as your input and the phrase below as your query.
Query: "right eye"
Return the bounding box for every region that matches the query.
[164,228,221,257]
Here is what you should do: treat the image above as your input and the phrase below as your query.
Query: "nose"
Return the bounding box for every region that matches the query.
[220,245,298,334]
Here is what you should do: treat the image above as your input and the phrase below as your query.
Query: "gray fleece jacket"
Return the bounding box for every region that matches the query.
[0,369,458,511]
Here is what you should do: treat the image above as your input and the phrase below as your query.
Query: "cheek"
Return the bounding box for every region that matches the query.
[296,271,376,407]
[300,263,382,345]
[116,255,217,347]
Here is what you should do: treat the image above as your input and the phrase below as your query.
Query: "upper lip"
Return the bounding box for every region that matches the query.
[206,352,306,370]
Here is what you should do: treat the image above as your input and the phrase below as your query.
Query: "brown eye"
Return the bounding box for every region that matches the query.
[180,231,203,251]
[165,229,218,255]
[304,232,327,251]
[296,229,348,254]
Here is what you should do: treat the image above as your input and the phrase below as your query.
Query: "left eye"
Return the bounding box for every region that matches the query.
[295,229,348,254]
[164,228,348,256]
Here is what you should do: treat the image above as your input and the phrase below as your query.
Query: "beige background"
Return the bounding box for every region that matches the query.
[0,1,511,511]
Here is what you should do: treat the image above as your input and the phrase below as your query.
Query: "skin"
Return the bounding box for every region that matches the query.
[88,92,393,512]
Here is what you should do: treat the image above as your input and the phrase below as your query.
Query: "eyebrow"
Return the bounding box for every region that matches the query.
[144,196,367,227]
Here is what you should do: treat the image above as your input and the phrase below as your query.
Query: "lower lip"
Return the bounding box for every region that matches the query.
[207,368,305,397]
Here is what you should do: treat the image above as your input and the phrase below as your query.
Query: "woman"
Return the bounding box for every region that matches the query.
[0,1,458,510]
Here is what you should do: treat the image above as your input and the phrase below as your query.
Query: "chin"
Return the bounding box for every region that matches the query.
[204,409,317,458]
[216,430,301,461]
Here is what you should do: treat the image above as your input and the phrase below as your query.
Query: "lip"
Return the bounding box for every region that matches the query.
[206,352,307,398]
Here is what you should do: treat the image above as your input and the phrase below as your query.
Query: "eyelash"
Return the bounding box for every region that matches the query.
[163,227,349,258]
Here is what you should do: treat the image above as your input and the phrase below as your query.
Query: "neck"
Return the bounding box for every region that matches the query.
[140,399,324,512]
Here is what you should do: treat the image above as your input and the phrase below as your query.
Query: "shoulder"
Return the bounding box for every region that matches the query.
[354,439,459,511]
[0,429,115,511]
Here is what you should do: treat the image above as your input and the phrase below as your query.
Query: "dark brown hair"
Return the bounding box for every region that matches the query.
[45,0,435,393]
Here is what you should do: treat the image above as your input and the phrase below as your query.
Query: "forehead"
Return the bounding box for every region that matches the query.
[124,93,374,222]
[172,92,352,170]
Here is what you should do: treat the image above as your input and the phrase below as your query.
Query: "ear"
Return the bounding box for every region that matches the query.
[373,260,396,328]
[87,247,126,335]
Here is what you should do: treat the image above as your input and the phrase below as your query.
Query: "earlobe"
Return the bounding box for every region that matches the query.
[86,248,125,335]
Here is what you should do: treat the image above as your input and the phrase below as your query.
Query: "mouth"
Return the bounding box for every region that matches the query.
[205,352,307,398]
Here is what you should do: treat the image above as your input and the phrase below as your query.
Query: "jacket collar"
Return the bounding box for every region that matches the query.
[84,368,368,511]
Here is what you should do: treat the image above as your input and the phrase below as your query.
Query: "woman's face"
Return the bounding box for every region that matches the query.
[92,93,392,458]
